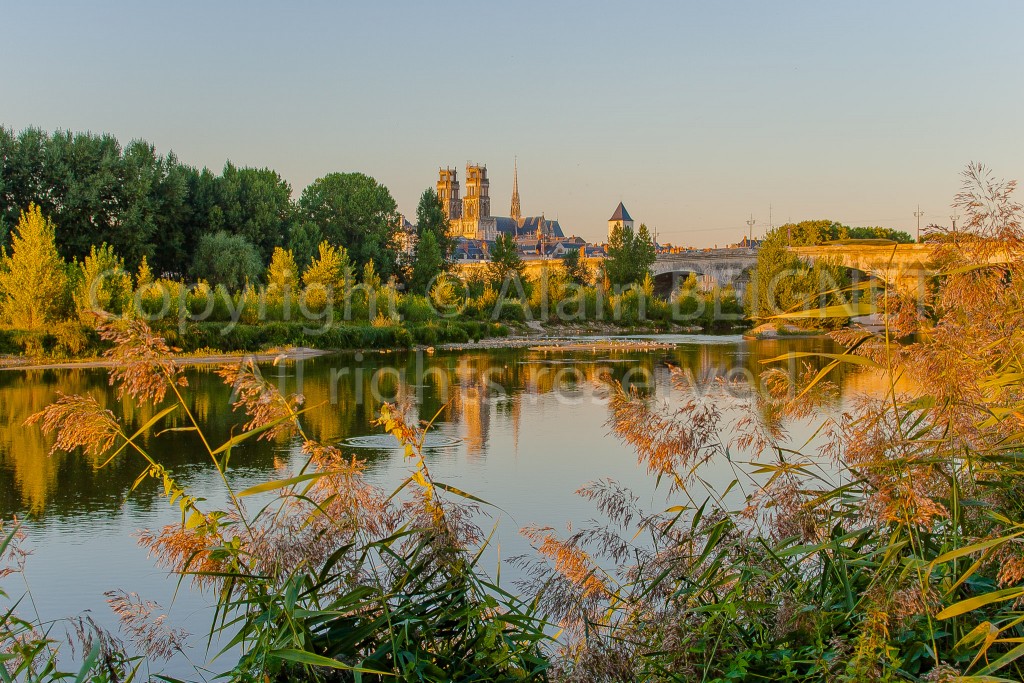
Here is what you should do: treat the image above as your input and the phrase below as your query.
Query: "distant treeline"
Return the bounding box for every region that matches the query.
[772,218,915,245]
[0,126,402,280]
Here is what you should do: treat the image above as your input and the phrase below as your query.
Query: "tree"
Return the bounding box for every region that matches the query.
[266,247,299,304]
[298,173,400,279]
[75,243,133,322]
[846,226,915,243]
[118,141,192,270]
[411,229,444,295]
[745,223,850,325]
[302,241,354,310]
[135,148,194,273]
[135,255,154,288]
[605,223,656,286]
[0,204,70,329]
[212,162,295,262]
[559,247,590,285]
[191,231,262,291]
[287,221,322,272]
[415,189,454,263]
[361,259,382,291]
[487,233,526,288]
[773,219,845,247]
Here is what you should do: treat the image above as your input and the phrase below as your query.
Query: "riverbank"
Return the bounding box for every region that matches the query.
[0,332,695,370]
[0,346,331,371]
[0,319,737,369]
[742,322,831,340]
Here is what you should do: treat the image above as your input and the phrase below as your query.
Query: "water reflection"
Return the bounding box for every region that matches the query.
[0,334,882,678]
[0,335,858,520]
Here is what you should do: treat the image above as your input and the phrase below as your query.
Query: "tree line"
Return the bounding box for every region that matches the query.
[0,126,405,283]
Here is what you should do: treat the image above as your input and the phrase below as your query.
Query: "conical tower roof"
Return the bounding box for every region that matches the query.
[609,202,632,222]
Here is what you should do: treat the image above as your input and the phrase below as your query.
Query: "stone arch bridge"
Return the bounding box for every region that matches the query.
[459,244,949,294]
[786,244,939,292]
[650,249,759,296]
[654,244,946,295]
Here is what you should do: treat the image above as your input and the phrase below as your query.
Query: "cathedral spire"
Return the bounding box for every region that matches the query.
[510,157,522,224]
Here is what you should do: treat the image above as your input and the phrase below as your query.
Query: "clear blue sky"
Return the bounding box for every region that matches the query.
[3,0,1023,246]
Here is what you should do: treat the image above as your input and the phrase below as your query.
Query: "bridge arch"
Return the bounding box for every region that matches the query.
[650,248,759,297]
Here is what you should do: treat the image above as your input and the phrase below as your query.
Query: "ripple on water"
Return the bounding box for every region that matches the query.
[339,433,462,450]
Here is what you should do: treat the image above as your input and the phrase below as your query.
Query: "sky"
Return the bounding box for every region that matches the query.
[3,0,1024,247]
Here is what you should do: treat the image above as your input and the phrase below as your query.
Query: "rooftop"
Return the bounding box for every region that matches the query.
[609,202,633,222]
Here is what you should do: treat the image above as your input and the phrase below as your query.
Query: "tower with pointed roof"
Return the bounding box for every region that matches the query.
[608,202,634,242]
[510,158,522,225]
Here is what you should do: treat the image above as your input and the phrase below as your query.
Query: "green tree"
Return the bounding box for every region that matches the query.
[212,162,295,262]
[559,247,590,285]
[118,141,192,270]
[846,226,915,242]
[0,204,70,329]
[287,221,322,272]
[415,188,454,263]
[411,230,444,295]
[605,223,656,286]
[773,219,846,247]
[0,128,193,271]
[487,233,526,288]
[191,231,262,291]
[746,223,851,325]
[298,173,400,279]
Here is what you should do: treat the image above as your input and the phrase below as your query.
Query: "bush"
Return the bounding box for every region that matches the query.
[492,298,526,323]
[399,294,436,323]
[51,321,98,358]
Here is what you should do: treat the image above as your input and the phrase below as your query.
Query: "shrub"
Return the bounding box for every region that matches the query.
[399,294,436,323]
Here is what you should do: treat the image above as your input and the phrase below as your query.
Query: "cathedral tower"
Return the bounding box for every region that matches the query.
[510,158,522,224]
[462,164,490,220]
[437,167,461,220]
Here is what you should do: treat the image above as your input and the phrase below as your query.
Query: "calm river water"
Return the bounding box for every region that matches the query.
[0,334,875,676]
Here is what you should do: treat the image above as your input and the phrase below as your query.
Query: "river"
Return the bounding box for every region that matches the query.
[0,334,873,678]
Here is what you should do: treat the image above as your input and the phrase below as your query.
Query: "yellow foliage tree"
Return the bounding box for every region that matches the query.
[136,254,154,288]
[266,246,298,305]
[301,241,353,310]
[0,204,70,330]
[75,243,132,323]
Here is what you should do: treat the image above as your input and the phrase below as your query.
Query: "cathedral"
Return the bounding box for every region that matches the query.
[436,162,565,242]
